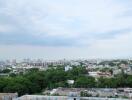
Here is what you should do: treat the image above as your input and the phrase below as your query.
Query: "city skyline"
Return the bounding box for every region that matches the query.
[0,0,132,59]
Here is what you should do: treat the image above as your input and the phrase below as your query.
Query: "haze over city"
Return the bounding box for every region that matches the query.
[0,0,132,60]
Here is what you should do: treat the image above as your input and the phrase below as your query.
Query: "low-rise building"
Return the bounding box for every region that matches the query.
[0,93,18,100]
[88,71,112,78]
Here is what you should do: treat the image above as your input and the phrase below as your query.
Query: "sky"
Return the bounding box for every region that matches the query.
[0,0,132,60]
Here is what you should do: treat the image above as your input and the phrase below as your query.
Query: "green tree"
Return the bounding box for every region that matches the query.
[2,69,11,73]
[75,76,95,88]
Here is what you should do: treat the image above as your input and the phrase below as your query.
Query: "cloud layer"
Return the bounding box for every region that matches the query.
[0,0,132,59]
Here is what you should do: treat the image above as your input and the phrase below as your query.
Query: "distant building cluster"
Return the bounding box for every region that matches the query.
[0,59,69,74]
[1,59,132,78]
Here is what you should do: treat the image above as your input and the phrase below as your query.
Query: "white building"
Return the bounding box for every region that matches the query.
[65,65,72,72]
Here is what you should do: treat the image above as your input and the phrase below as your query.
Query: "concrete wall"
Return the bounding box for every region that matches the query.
[14,95,130,100]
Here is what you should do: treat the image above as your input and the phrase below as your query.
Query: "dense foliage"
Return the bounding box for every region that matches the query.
[0,66,132,96]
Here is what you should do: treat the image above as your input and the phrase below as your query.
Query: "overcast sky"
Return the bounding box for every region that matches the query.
[0,0,132,60]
